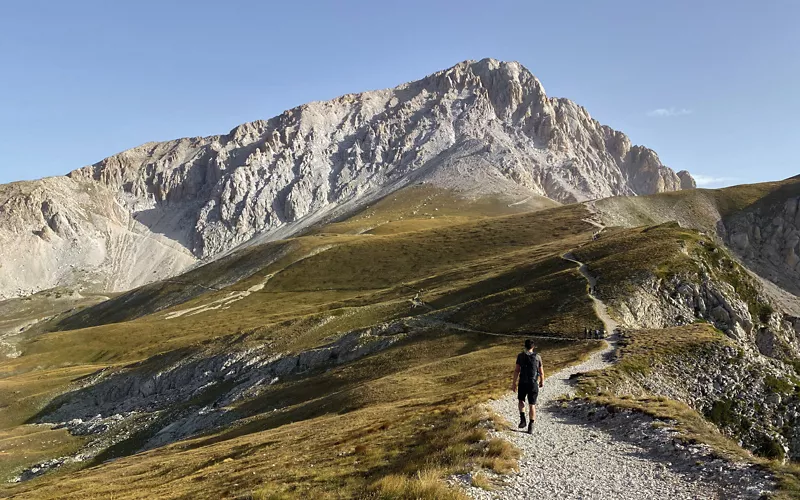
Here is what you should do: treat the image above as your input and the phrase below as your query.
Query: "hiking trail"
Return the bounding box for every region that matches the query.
[458,252,772,499]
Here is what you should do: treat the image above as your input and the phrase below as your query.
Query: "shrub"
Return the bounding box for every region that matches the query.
[707,399,736,427]
[765,375,794,394]
[756,435,786,460]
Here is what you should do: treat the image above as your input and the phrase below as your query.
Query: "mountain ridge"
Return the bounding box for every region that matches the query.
[0,58,694,299]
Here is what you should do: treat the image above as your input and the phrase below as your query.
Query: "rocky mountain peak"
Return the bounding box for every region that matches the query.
[421,58,544,107]
[1,59,695,299]
[678,170,696,189]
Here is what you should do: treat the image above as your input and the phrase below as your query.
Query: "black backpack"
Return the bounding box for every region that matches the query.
[519,351,540,383]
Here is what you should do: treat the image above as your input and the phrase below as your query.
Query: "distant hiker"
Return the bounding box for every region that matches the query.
[511,339,544,434]
[583,327,589,339]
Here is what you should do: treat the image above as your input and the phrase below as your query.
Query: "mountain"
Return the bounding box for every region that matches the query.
[0,58,693,300]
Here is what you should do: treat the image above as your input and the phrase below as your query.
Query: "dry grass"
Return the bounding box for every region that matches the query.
[0,426,85,480]
[369,469,467,500]
[572,220,769,325]
[13,200,595,371]
[3,174,799,498]
[2,334,601,499]
[308,184,559,237]
[469,472,494,490]
[571,223,704,299]
[1,199,598,435]
[479,439,520,474]
[772,461,800,500]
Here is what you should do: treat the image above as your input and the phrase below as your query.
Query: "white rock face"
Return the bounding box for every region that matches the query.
[0,59,693,299]
[0,178,195,300]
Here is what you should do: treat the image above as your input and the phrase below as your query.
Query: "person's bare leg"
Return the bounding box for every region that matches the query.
[529,404,536,422]
[518,400,525,414]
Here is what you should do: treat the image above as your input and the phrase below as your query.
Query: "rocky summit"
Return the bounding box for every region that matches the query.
[0,58,693,300]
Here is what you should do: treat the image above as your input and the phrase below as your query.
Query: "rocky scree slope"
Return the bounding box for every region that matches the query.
[0,58,693,299]
[575,222,800,462]
[632,336,800,461]
[0,178,194,300]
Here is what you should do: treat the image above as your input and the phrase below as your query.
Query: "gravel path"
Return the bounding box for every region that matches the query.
[459,253,771,499]
[562,252,617,335]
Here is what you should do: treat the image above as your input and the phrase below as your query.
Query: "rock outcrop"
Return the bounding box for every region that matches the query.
[677,170,696,190]
[612,274,755,340]
[0,58,694,299]
[725,192,800,297]
[585,223,800,461]
[627,340,800,461]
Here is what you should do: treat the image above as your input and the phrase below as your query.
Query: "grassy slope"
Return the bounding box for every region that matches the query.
[570,220,770,322]
[0,188,604,496]
[0,288,111,355]
[11,203,595,371]
[56,185,559,331]
[594,175,800,236]
[310,184,559,236]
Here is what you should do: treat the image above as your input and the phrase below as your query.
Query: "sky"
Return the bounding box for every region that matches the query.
[0,0,797,187]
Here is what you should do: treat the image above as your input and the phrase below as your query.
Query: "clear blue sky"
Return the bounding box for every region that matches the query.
[1,0,797,187]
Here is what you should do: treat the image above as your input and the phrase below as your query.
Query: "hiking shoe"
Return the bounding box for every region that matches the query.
[518,415,527,429]
[527,421,534,434]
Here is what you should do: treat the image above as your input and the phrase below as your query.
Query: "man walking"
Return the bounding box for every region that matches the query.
[511,339,544,434]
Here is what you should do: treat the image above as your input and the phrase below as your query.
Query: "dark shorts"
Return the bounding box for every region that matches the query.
[518,383,539,405]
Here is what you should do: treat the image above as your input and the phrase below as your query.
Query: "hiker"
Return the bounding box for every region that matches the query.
[511,339,544,434]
